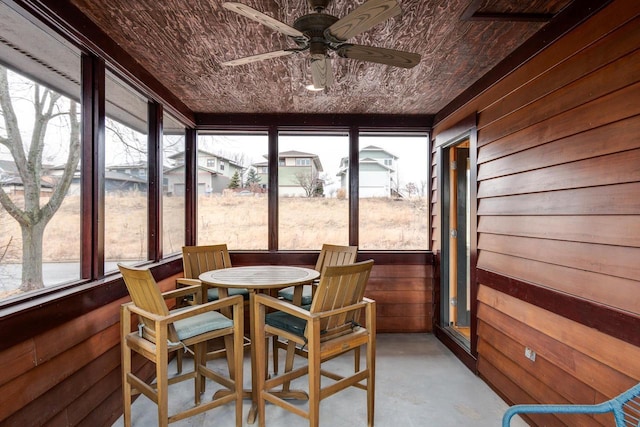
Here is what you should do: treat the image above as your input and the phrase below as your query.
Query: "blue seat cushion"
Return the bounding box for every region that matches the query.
[278,285,314,305]
[266,304,312,339]
[173,310,233,340]
[207,287,250,301]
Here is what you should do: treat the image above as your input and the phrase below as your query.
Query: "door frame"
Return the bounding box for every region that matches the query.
[434,115,479,370]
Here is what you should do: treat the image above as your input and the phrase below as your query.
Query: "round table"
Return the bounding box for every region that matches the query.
[199,265,320,424]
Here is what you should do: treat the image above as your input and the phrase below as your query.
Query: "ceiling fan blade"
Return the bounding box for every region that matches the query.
[222,2,305,39]
[221,50,297,66]
[310,57,333,90]
[337,44,420,68]
[325,0,401,42]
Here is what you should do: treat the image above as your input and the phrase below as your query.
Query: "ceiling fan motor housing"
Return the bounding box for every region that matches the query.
[307,0,331,12]
[293,13,340,58]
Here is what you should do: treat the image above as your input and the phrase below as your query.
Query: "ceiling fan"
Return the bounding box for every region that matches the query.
[220,0,421,90]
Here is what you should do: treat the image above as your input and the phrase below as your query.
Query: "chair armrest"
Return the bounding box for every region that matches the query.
[124,294,244,326]
[254,293,313,320]
[162,284,201,299]
[502,403,614,427]
[162,294,244,324]
[176,278,201,287]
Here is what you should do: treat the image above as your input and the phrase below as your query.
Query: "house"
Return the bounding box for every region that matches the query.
[0,1,638,426]
[165,150,244,195]
[254,150,324,197]
[336,145,399,197]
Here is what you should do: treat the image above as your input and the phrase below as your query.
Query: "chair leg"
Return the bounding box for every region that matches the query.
[272,335,279,374]
[122,345,132,427]
[282,340,297,392]
[367,343,375,426]
[224,334,236,380]
[157,345,170,427]
[176,349,183,374]
[308,354,321,427]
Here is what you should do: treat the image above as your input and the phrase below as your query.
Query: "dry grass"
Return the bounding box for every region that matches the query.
[1,193,429,262]
[0,193,428,296]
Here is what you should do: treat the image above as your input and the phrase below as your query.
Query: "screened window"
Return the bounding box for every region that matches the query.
[0,2,82,302]
[104,70,149,270]
[358,134,430,250]
[197,133,268,250]
[278,133,349,250]
[162,112,186,256]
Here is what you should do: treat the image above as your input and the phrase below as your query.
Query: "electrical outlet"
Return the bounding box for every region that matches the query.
[524,347,536,362]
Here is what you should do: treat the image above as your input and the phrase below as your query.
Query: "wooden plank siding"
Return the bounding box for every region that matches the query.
[0,273,179,425]
[432,0,640,421]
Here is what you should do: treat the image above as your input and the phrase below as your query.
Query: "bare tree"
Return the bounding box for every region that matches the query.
[0,66,80,291]
[294,170,323,197]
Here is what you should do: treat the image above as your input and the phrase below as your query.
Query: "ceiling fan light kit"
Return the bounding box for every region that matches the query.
[220,0,421,91]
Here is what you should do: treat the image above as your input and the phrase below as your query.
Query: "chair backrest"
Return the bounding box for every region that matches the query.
[182,244,232,279]
[314,244,358,274]
[118,263,178,343]
[308,259,373,340]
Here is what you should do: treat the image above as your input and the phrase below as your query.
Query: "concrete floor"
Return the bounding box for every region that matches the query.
[112,333,527,427]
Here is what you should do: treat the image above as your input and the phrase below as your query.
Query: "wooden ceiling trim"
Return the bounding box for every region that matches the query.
[195,112,433,130]
[434,0,613,126]
[13,0,196,126]
[461,0,554,22]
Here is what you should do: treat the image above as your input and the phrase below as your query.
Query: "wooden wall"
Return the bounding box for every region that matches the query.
[0,273,179,426]
[432,0,640,425]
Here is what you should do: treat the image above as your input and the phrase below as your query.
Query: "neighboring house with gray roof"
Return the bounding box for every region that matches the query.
[164,150,244,196]
[336,145,398,197]
[253,150,324,197]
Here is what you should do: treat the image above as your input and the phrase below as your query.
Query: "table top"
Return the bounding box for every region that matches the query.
[199,265,319,290]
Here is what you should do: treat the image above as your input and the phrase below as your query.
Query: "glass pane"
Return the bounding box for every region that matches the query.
[0,2,81,301]
[104,71,148,270]
[162,113,185,256]
[278,133,349,250]
[197,133,268,250]
[358,134,430,250]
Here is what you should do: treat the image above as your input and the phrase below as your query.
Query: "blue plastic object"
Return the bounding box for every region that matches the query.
[502,382,640,427]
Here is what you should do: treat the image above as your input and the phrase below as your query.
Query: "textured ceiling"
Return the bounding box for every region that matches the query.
[68,0,572,115]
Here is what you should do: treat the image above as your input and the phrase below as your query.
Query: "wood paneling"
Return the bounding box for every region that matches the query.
[478,252,640,315]
[477,289,639,395]
[432,0,640,419]
[477,115,640,177]
[0,274,178,425]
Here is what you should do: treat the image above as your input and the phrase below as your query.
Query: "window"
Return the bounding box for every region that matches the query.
[278,132,349,250]
[358,134,430,250]
[197,133,268,249]
[206,158,215,168]
[0,2,82,302]
[104,70,149,270]
[219,161,225,171]
[162,112,185,256]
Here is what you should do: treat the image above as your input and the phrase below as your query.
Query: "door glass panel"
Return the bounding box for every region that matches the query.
[441,140,471,347]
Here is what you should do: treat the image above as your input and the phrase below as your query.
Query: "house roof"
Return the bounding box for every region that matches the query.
[360,145,398,159]
[169,149,243,168]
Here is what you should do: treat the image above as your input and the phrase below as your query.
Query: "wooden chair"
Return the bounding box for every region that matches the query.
[253,260,376,427]
[119,263,244,427]
[277,243,358,305]
[177,244,250,371]
[503,382,640,427]
[273,243,358,374]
